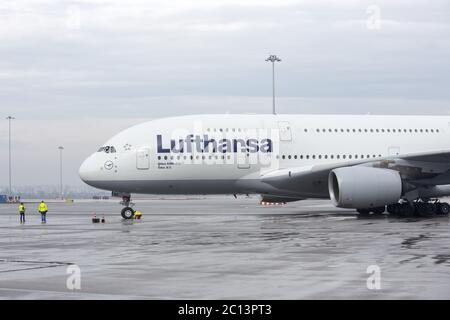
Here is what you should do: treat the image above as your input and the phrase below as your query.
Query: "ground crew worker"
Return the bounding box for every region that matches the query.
[38,201,48,224]
[134,210,142,220]
[18,202,26,224]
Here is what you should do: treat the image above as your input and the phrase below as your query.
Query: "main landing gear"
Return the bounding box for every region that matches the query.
[357,199,450,217]
[121,195,136,219]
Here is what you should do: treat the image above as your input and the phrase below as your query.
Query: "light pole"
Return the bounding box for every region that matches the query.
[6,116,15,198]
[58,146,64,200]
[265,54,281,115]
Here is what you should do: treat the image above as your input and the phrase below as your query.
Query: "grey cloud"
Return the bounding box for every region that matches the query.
[0,0,450,188]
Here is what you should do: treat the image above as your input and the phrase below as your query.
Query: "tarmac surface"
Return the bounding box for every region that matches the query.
[0,196,449,299]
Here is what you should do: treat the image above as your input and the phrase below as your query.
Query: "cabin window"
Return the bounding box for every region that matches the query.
[97,146,116,153]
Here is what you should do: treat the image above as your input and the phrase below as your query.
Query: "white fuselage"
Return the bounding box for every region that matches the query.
[79,114,450,198]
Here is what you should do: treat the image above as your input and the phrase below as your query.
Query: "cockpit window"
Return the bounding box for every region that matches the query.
[97,146,116,153]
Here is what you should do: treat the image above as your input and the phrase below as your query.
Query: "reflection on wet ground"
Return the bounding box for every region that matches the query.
[0,197,449,299]
[0,260,73,273]
[401,234,431,249]
[433,254,450,265]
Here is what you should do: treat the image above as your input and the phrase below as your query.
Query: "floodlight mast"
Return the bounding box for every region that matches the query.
[6,116,15,197]
[265,55,281,115]
[58,146,64,200]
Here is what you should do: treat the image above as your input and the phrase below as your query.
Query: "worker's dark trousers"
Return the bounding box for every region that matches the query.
[40,212,47,223]
[20,213,25,223]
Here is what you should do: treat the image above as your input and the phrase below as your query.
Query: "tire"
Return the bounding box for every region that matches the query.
[414,203,435,217]
[387,204,399,215]
[437,203,450,215]
[426,203,437,215]
[417,203,435,216]
[400,204,414,217]
[121,207,135,219]
[372,207,386,215]
[414,203,423,215]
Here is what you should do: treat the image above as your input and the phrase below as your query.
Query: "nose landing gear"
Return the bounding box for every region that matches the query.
[120,195,135,219]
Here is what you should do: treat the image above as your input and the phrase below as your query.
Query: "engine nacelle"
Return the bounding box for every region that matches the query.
[328,167,402,209]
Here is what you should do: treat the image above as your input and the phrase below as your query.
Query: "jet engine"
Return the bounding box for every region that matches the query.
[328,167,402,209]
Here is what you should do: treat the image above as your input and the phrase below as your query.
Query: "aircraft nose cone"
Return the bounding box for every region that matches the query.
[79,156,96,183]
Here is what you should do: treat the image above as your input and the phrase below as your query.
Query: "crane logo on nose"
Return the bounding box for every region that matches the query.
[104,161,114,170]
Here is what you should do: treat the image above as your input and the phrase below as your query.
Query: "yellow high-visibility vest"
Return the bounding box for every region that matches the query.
[39,203,48,213]
[19,205,25,213]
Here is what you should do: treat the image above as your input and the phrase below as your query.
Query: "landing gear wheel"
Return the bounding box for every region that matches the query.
[437,203,450,215]
[387,204,399,215]
[415,203,435,217]
[372,207,386,215]
[426,203,437,216]
[399,203,415,217]
[121,207,135,219]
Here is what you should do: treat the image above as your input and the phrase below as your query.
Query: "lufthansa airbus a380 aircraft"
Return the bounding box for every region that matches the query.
[79,114,450,219]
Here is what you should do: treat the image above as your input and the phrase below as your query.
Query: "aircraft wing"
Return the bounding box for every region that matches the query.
[260,150,450,197]
[396,149,450,163]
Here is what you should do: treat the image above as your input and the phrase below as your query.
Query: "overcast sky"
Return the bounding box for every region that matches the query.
[1,0,450,188]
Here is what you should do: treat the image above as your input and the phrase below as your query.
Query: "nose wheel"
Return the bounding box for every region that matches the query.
[120,195,136,219]
[121,207,135,219]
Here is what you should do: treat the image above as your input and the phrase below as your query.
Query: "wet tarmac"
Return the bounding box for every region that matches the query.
[0,196,449,299]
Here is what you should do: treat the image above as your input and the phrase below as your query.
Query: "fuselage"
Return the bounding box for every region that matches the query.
[79,114,450,199]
